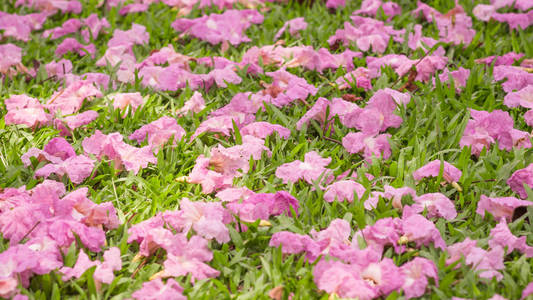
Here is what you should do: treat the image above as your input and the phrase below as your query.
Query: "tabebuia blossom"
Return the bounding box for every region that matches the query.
[226,191,299,224]
[42,18,81,40]
[446,238,505,280]
[435,67,471,91]
[0,180,118,252]
[275,151,332,184]
[240,45,361,73]
[21,137,95,184]
[475,52,524,66]
[54,110,99,136]
[45,80,102,115]
[274,17,307,40]
[108,92,145,116]
[54,38,96,58]
[407,24,445,55]
[353,0,402,20]
[176,91,206,116]
[45,59,73,79]
[489,219,533,257]
[241,121,291,139]
[507,163,533,199]
[131,278,186,300]
[328,16,405,53]
[0,238,63,298]
[476,195,533,221]
[383,185,417,209]
[81,14,110,42]
[15,0,82,13]
[60,247,122,284]
[186,135,270,193]
[296,97,360,130]
[335,67,377,90]
[256,69,318,107]
[0,43,34,76]
[4,94,51,128]
[0,11,48,42]
[171,9,264,49]
[405,193,457,220]
[434,4,476,46]
[493,65,533,93]
[342,132,392,162]
[522,282,533,300]
[400,258,439,299]
[129,116,186,150]
[82,130,157,174]
[324,180,367,203]
[412,160,462,183]
[504,85,533,109]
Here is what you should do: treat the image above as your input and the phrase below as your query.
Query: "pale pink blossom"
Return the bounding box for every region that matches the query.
[413,160,462,183]
[275,151,332,184]
[507,163,533,199]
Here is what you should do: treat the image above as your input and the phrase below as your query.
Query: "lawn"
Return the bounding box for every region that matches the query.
[1,0,533,299]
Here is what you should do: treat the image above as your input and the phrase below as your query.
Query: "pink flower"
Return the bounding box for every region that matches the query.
[55,38,96,58]
[507,163,533,199]
[492,11,533,30]
[108,23,149,48]
[475,52,524,66]
[161,235,219,281]
[274,17,307,40]
[401,214,446,250]
[119,3,149,15]
[473,4,496,21]
[525,110,533,127]
[109,92,145,116]
[477,195,533,221]
[129,116,186,149]
[446,238,505,280]
[409,193,457,220]
[504,85,533,109]
[215,187,255,202]
[493,66,533,93]
[131,278,186,300]
[82,130,157,174]
[353,0,402,20]
[191,114,254,140]
[61,247,121,284]
[326,0,345,9]
[383,185,416,209]
[81,14,110,42]
[226,191,299,223]
[269,231,320,260]
[342,132,392,161]
[489,219,533,257]
[413,160,462,183]
[45,80,102,115]
[166,198,230,243]
[54,110,99,136]
[241,122,290,139]
[275,151,332,184]
[400,257,438,299]
[361,217,403,253]
[313,259,378,300]
[260,69,318,107]
[408,24,444,55]
[45,59,73,79]
[335,67,377,90]
[34,154,95,184]
[434,5,476,46]
[344,89,404,134]
[4,94,51,128]
[171,9,263,47]
[411,1,442,22]
[176,91,205,116]
[522,282,533,300]
[436,67,470,91]
[324,180,366,203]
[42,18,81,40]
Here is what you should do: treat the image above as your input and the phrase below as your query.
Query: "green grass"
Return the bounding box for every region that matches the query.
[1,0,533,299]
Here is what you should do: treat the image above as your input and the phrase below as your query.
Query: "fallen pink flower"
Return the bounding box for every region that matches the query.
[4,94,51,128]
[241,122,291,139]
[476,195,532,221]
[504,85,533,109]
[412,160,462,183]
[446,238,505,280]
[54,38,96,58]
[109,92,145,116]
[342,132,392,161]
[489,219,533,257]
[131,278,186,300]
[42,18,81,40]
[177,91,206,116]
[274,17,307,40]
[130,116,186,149]
[409,193,457,220]
[275,151,332,184]
[400,257,439,299]
[507,163,533,199]
[324,180,367,203]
